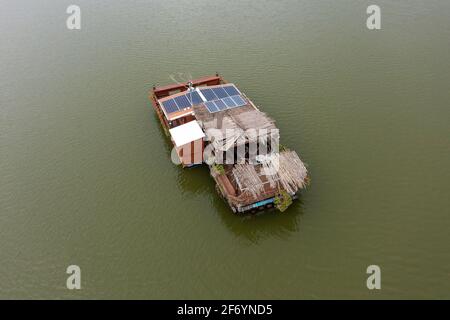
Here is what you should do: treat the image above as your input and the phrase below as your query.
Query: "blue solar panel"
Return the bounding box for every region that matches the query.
[200,88,218,101]
[162,99,179,114]
[214,100,227,111]
[223,85,240,96]
[212,87,228,99]
[200,86,248,114]
[174,95,192,109]
[230,95,246,107]
[186,91,203,105]
[222,97,237,108]
[205,101,218,112]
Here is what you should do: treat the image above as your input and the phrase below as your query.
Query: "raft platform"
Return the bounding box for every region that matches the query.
[149,75,308,214]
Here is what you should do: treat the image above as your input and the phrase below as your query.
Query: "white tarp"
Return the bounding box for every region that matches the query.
[169,121,205,147]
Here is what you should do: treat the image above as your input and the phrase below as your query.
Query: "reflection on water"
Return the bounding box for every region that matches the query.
[177,166,214,196]
[214,192,305,244]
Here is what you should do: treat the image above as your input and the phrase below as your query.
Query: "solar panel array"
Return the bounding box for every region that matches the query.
[199,85,240,101]
[159,85,247,116]
[204,95,247,113]
[199,85,247,113]
[161,91,203,115]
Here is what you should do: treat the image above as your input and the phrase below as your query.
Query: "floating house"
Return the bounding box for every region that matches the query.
[149,75,308,214]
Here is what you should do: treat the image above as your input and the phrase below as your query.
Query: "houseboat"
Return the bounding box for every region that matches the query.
[149,75,308,214]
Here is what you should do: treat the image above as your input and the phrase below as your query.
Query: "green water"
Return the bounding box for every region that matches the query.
[1,0,449,299]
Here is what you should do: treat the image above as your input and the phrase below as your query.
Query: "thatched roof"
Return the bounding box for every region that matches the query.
[193,98,308,203]
[193,103,277,152]
[275,150,308,193]
[230,150,308,199]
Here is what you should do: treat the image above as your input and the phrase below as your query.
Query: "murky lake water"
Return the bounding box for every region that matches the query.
[1,0,449,299]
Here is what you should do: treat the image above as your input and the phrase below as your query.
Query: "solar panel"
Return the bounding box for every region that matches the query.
[186,91,203,105]
[223,85,240,96]
[212,87,228,99]
[174,95,192,109]
[162,99,179,114]
[222,97,237,108]
[230,95,246,107]
[200,88,218,101]
[205,101,218,113]
[196,84,247,114]
[214,99,227,111]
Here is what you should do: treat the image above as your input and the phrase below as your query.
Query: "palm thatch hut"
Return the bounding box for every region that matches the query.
[193,96,308,213]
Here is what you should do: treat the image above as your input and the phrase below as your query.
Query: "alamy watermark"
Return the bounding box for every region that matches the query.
[366,265,381,290]
[65,5,381,32]
[170,126,281,173]
[66,5,81,30]
[66,265,81,290]
[367,5,381,30]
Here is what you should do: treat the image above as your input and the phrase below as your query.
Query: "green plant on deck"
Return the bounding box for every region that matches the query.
[212,163,225,175]
[274,189,293,212]
[279,144,287,152]
[304,175,311,186]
